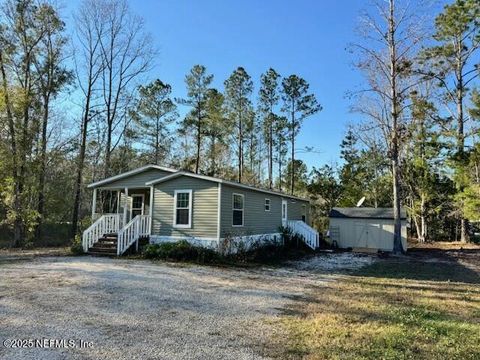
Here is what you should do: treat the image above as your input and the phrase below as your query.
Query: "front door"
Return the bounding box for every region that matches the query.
[130,194,144,219]
[282,200,288,226]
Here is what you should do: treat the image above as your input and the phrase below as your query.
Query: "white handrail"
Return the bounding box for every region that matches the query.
[82,214,122,252]
[287,220,319,250]
[117,215,151,255]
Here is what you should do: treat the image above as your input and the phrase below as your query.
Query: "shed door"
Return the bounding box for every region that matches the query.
[366,223,381,248]
[354,222,367,247]
[355,221,382,249]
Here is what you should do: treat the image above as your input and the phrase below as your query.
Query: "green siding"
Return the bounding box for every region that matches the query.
[288,200,310,224]
[100,168,171,189]
[220,184,310,237]
[152,177,218,239]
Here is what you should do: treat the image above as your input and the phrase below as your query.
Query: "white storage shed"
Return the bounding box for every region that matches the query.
[328,207,407,252]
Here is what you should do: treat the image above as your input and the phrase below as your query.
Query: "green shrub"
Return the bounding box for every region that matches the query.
[70,235,84,255]
[143,241,219,264]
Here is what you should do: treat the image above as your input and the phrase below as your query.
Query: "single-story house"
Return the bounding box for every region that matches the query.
[83,165,319,255]
[328,207,407,252]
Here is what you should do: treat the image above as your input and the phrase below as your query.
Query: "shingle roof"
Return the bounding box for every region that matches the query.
[146,171,309,202]
[329,207,407,220]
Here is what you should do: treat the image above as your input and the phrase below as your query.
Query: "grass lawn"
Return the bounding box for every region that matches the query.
[277,243,480,360]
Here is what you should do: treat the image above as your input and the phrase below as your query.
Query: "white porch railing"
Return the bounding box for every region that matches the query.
[82,214,122,252]
[287,220,319,250]
[117,215,151,255]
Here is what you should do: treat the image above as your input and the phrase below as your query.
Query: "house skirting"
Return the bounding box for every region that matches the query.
[149,233,283,252]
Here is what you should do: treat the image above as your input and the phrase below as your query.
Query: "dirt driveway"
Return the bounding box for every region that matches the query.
[0,253,372,360]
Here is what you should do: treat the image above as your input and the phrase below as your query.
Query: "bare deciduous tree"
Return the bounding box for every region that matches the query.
[351,0,427,253]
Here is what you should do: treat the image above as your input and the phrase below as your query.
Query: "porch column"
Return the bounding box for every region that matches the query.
[91,188,97,220]
[116,190,121,214]
[123,187,129,225]
[149,186,154,235]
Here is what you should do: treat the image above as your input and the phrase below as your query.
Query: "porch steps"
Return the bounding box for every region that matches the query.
[87,233,118,256]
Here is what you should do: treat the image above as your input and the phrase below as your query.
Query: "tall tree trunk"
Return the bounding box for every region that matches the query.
[238,113,243,183]
[155,117,160,164]
[268,116,273,189]
[71,79,93,240]
[419,192,426,242]
[210,136,216,176]
[35,96,50,241]
[278,142,283,192]
[104,121,112,177]
[456,58,469,243]
[290,105,295,195]
[0,50,23,247]
[195,112,201,174]
[388,0,404,254]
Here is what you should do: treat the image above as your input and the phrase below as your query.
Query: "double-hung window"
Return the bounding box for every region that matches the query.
[232,193,244,227]
[174,190,192,228]
[264,198,271,212]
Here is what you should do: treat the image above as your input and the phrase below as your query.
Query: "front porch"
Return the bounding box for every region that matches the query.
[91,187,153,227]
[84,187,153,256]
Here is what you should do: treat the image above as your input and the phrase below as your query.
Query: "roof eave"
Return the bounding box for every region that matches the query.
[146,172,309,202]
[87,165,177,189]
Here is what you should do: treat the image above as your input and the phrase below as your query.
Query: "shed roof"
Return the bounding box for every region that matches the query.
[329,207,407,220]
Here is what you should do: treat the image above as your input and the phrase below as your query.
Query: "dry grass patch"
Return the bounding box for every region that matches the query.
[276,256,480,360]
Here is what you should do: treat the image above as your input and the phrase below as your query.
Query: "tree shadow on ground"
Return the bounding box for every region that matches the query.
[353,247,480,284]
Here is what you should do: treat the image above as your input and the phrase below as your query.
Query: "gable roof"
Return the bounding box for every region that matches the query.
[145,171,309,202]
[329,207,407,220]
[87,165,177,189]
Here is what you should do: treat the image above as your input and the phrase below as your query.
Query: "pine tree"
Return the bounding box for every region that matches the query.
[420,0,480,242]
[281,75,321,195]
[177,65,213,174]
[224,67,253,183]
[132,79,177,165]
[273,115,288,191]
[403,95,442,242]
[338,129,365,206]
[204,88,228,177]
[259,68,281,189]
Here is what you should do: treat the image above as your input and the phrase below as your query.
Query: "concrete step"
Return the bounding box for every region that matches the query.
[87,251,116,257]
[88,246,117,253]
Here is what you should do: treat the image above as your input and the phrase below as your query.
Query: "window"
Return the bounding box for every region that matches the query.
[264,198,271,212]
[232,193,244,227]
[174,190,192,228]
[302,204,307,222]
[131,194,144,219]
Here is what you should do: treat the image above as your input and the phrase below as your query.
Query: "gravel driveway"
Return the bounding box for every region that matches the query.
[0,253,373,360]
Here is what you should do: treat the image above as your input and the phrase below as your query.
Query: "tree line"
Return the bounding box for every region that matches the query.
[307,0,480,250]
[1,0,478,251]
[0,0,321,247]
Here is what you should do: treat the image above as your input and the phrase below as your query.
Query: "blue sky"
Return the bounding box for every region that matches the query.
[63,0,446,171]
[137,0,364,170]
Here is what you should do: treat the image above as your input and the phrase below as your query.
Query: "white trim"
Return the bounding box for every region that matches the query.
[173,189,192,228]
[146,171,309,202]
[130,193,145,219]
[232,193,244,227]
[149,186,154,235]
[149,233,282,252]
[116,191,121,214]
[87,164,177,188]
[123,187,129,225]
[150,235,218,249]
[264,198,271,212]
[217,183,222,240]
[282,199,288,226]
[91,188,97,220]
